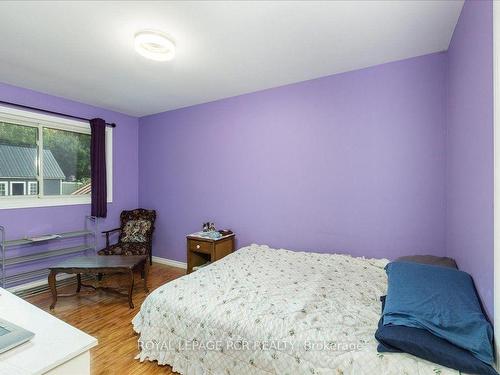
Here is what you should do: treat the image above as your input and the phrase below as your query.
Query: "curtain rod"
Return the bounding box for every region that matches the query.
[0,100,116,128]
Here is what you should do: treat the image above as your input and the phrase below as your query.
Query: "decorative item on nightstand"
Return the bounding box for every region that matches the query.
[202,222,216,232]
[187,230,235,273]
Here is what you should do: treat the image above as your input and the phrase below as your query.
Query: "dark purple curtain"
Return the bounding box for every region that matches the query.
[90,118,107,218]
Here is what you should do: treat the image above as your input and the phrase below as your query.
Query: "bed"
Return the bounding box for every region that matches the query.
[132,244,458,375]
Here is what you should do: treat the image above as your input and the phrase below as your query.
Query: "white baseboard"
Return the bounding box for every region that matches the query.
[8,257,186,293]
[7,273,76,293]
[152,256,187,270]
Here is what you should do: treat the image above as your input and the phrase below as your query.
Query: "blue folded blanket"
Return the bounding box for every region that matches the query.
[383,261,494,364]
[376,296,498,375]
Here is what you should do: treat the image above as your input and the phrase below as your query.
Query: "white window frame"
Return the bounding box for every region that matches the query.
[0,182,7,197]
[9,181,26,196]
[0,105,113,209]
[28,181,38,195]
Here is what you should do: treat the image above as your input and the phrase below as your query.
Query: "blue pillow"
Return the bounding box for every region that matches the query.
[376,296,498,375]
[383,262,494,364]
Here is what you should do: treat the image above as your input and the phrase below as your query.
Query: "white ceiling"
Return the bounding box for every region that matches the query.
[0,1,464,117]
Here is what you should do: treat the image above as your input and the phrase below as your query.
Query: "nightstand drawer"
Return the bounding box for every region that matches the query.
[189,240,212,254]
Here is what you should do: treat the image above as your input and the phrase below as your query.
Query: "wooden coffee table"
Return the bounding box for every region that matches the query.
[48,255,148,309]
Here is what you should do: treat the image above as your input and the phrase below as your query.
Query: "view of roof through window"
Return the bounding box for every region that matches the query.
[0,121,91,197]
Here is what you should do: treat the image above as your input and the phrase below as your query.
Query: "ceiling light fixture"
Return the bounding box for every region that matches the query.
[134,30,176,62]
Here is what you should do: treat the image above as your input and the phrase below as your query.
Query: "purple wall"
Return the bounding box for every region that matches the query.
[139,53,447,262]
[0,0,492,320]
[446,0,493,318]
[0,82,139,248]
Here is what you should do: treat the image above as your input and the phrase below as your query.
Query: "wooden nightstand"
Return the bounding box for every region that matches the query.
[186,233,235,273]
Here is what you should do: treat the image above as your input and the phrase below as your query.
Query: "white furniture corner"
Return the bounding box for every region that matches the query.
[0,287,97,374]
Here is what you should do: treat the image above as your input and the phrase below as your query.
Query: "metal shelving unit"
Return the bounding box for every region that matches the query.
[0,216,97,289]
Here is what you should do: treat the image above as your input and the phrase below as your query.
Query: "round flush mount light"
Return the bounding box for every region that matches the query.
[134,30,175,61]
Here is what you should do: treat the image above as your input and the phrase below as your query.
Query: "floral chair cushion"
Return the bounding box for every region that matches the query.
[118,209,156,243]
[98,242,148,256]
[121,220,151,243]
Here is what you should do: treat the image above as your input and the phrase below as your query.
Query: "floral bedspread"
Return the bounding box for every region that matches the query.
[132,244,458,375]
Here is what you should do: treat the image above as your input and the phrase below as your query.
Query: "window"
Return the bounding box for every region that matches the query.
[0,106,112,209]
[42,127,91,196]
[28,181,38,195]
[0,182,7,196]
[10,182,26,196]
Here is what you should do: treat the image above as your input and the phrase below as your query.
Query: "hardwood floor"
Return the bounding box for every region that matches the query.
[25,263,185,375]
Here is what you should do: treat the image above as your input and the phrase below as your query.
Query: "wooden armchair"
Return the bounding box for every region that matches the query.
[97,209,156,265]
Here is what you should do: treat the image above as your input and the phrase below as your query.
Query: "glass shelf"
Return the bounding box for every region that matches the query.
[0,216,97,289]
[5,230,94,248]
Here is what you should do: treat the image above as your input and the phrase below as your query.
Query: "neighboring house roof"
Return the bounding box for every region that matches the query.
[0,144,66,180]
[71,183,91,195]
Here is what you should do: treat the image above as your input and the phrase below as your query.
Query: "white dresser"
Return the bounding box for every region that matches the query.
[0,287,97,375]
